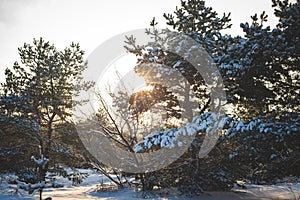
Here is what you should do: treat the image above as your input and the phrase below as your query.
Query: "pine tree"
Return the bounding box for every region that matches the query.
[219,0,299,118]
[125,0,299,193]
[0,38,93,199]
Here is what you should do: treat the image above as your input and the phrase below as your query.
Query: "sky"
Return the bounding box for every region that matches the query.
[0,0,282,83]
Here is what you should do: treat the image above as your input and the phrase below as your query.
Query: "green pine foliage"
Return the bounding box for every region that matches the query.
[123,0,300,193]
[0,38,94,198]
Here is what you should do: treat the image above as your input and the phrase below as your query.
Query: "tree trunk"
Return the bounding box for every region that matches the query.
[39,189,42,200]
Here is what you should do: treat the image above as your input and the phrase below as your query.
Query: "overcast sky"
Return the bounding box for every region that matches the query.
[0,0,281,83]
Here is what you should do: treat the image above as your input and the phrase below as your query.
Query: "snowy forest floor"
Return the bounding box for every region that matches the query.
[0,169,299,200]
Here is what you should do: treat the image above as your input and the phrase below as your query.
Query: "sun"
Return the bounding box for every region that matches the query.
[142,85,154,92]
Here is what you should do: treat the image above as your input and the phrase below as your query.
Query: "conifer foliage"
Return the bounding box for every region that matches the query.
[123,0,300,192]
[0,38,93,199]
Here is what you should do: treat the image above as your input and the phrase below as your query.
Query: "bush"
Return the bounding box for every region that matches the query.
[134,112,300,192]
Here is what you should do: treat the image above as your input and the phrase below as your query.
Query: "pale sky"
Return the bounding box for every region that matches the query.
[0,0,281,83]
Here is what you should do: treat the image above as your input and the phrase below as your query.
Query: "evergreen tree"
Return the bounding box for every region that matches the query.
[124,0,299,193]
[0,38,93,199]
[219,0,299,118]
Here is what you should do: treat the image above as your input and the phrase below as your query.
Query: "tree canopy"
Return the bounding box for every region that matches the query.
[0,38,93,198]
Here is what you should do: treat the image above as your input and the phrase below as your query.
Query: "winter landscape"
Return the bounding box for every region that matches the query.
[0,0,299,199]
[0,169,299,199]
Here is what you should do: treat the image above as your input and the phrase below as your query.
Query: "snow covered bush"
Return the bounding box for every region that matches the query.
[134,112,299,191]
[221,112,300,183]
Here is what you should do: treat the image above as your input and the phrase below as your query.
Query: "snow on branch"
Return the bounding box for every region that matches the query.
[135,112,300,153]
[135,112,229,153]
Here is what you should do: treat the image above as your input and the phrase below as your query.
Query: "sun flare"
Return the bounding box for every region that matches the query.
[142,85,154,92]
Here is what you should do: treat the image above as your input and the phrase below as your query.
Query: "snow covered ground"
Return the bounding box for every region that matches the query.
[232,181,300,200]
[0,170,299,200]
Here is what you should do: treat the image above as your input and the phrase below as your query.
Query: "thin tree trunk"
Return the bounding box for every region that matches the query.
[39,189,42,200]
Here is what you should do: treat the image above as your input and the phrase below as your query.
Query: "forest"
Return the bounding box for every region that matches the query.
[0,0,299,199]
